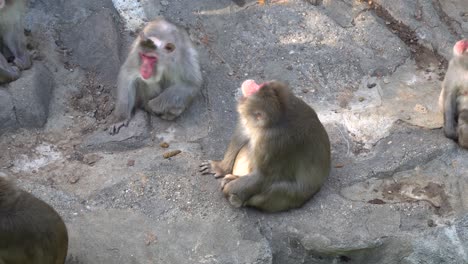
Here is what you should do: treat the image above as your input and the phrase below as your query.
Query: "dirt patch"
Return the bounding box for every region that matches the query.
[69,72,114,131]
[367,1,448,70]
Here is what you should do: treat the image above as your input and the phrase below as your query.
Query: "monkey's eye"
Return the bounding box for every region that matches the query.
[164,43,176,53]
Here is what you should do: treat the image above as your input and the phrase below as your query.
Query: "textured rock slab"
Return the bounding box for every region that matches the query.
[61,8,121,85]
[67,209,272,264]
[81,111,151,152]
[8,62,54,128]
[0,89,17,133]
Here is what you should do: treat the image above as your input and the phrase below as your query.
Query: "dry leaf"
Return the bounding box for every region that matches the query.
[163,150,182,159]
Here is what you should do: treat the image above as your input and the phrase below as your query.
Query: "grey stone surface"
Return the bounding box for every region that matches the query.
[8,62,54,128]
[1,0,468,263]
[81,110,151,152]
[60,8,121,85]
[0,89,18,133]
[373,0,467,60]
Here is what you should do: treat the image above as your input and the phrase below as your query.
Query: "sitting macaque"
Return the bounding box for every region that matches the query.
[0,174,68,263]
[439,39,468,148]
[0,0,32,84]
[201,80,331,212]
[109,18,202,135]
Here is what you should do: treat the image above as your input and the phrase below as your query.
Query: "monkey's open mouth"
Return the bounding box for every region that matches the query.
[139,53,158,80]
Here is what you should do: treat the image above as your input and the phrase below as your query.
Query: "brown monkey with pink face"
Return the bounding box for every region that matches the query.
[439,39,468,149]
[201,80,331,212]
[0,174,68,263]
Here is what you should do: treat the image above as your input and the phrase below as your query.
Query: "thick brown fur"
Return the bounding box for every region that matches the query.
[0,175,68,264]
[0,0,32,84]
[109,18,202,135]
[202,81,331,212]
[439,39,468,149]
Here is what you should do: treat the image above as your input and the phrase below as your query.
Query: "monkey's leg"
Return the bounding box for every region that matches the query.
[109,78,138,135]
[222,172,263,208]
[147,82,199,120]
[2,22,31,70]
[443,90,458,140]
[199,126,248,178]
[0,52,20,84]
[246,182,312,212]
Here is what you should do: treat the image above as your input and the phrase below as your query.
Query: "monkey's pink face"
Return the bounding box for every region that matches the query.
[454,39,468,56]
[241,80,265,97]
[138,36,176,80]
[139,52,158,80]
[0,0,5,9]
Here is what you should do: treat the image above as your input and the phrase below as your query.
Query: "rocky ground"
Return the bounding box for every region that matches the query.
[0,0,467,263]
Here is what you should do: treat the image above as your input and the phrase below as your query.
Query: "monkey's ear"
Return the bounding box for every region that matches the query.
[164,43,176,53]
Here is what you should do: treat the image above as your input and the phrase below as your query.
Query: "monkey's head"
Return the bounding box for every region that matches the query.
[238,80,288,128]
[0,0,5,9]
[137,31,176,80]
[453,39,468,68]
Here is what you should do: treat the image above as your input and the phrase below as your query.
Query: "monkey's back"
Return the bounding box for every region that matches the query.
[263,94,331,193]
[290,96,331,183]
[0,190,68,264]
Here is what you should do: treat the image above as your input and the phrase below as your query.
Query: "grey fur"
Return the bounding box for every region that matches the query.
[109,18,202,135]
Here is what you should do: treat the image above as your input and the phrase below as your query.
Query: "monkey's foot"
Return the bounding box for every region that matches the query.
[227,194,243,208]
[108,120,129,135]
[221,174,240,190]
[199,161,228,178]
[199,161,213,175]
[148,96,185,121]
[14,54,32,70]
[158,112,179,121]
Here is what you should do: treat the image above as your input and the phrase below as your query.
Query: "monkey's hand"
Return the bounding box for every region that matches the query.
[199,160,230,178]
[108,119,130,135]
[14,53,32,70]
[148,84,197,120]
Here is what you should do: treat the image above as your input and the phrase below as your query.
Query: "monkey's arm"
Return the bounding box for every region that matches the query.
[212,125,248,177]
[109,75,138,135]
[1,21,31,70]
[0,53,20,84]
[443,87,458,140]
[148,81,200,120]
